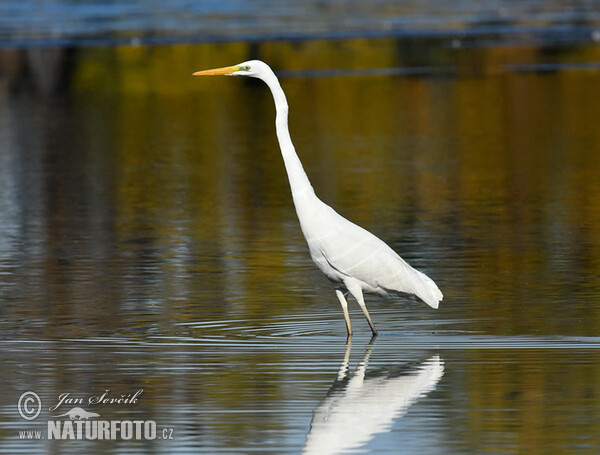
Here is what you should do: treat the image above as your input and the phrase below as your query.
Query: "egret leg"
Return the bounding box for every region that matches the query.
[335,289,352,337]
[336,338,352,381]
[355,343,373,383]
[345,281,378,336]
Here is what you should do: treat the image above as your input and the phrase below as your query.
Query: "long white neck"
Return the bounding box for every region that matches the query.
[260,69,314,201]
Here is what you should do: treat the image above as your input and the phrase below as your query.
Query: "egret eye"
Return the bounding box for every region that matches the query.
[240,65,251,71]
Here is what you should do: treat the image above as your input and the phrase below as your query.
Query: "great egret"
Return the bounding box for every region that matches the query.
[194,60,442,336]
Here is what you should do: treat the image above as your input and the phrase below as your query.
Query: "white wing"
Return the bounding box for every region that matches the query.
[296,196,442,308]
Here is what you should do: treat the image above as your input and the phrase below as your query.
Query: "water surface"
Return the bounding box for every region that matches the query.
[2,0,599,47]
[1,26,600,454]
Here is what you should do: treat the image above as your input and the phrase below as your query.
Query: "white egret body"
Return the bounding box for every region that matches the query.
[194,60,442,336]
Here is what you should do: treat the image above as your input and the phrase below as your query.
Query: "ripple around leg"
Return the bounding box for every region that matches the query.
[170,311,600,351]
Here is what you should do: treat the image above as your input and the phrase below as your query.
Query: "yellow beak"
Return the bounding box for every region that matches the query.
[193,65,240,76]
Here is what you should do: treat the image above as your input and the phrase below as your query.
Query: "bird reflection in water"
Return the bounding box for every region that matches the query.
[303,340,444,454]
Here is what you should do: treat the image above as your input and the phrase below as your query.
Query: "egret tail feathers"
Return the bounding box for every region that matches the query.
[415,270,443,309]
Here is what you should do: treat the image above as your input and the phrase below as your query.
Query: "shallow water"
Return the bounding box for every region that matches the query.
[1,332,599,453]
[1,23,600,455]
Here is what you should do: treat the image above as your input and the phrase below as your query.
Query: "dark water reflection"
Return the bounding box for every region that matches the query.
[1,37,600,453]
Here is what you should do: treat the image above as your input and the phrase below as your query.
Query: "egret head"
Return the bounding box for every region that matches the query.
[193,60,269,79]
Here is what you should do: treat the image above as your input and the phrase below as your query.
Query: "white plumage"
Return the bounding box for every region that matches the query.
[304,352,444,454]
[194,60,443,336]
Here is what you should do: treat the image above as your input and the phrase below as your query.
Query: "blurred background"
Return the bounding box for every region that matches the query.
[1,1,599,454]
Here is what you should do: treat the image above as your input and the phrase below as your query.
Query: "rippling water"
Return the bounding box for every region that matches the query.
[1,5,600,452]
[1,0,600,47]
[2,329,599,453]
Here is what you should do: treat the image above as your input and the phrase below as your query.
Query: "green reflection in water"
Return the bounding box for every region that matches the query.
[3,38,598,337]
[0,36,599,453]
